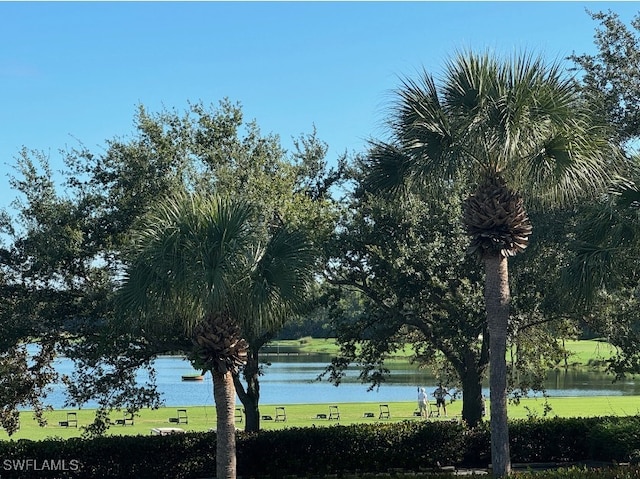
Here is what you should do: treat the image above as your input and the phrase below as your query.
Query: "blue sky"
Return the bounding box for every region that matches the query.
[1,2,638,211]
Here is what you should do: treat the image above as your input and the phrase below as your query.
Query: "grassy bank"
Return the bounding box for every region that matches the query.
[3,395,639,441]
[268,338,617,368]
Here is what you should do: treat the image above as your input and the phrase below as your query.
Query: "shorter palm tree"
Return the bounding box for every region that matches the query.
[119,192,314,479]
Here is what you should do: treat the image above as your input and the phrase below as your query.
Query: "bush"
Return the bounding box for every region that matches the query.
[516,466,640,479]
[509,417,594,463]
[2,416,640,478]
[462,420,490,466]
[589,416,640,462]
[0,433,215,479]
[237,421,466,476]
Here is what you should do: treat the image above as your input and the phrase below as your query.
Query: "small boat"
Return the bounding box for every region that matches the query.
[181,374,205,381]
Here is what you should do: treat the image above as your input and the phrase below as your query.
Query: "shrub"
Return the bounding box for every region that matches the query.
[516,466,640,479]
[237,421,467,476]
[0,433,215,479]
[589,416,640,462]
[509,417,594,463]
[2,416,640,478]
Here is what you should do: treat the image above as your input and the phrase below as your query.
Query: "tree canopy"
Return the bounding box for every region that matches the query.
[0,99,345,435]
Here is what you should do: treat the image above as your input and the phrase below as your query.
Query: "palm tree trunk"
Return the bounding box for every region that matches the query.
[213,369,237,479]
[484,254,511,477]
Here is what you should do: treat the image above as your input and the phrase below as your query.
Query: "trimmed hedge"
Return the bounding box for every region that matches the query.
[238,421,466,476]
[516,467,640,479]
[0,434,215,479]
[1,416,640,478]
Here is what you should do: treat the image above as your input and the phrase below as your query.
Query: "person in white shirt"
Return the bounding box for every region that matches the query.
[417,387,429,418]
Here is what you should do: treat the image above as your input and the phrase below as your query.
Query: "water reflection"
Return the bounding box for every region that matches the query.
[40,353,637,409]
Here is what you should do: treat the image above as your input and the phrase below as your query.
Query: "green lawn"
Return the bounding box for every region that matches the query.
[560,339,616,366]
[3,395,639,441]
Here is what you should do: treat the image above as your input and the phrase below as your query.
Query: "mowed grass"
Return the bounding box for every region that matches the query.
[560,339,616,366]
[3,395,640,441]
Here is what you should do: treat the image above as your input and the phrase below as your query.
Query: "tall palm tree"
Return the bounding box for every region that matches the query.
[363,51,616,477]
[119,192,314,479]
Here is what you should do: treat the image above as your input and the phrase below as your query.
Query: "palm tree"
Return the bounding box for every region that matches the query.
[119,192,314,479]
[363,51,616,477]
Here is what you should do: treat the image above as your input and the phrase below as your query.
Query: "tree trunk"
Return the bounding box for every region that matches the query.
[213,369,237,479]
[234,348,261,432]
[484,254,511,478]
[458,356,485,427]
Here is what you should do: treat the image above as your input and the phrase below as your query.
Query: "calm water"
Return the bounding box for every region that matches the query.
[40,353,639,409]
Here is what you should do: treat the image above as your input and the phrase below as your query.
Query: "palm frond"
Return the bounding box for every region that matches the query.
[564,241,618,306]
[520,120,615,207]
[360,140,412,195]
[119,189,316,344]
[614,181,640,209]
[564,178,640,306]
[242,225,315,334]
[119,192,257,331]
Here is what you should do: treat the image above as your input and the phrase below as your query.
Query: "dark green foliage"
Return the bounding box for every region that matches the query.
[517,467,640,479]
[589,416,640,462]
[238,421,466,477]
[325,176,489,426]
[509,418,593,463]
[0,433,215,479]
[4,416,640,478]
[570,10,640,146]
[563,9,640,379]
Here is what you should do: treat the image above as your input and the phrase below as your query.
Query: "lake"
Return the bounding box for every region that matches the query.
[40,353,640,410]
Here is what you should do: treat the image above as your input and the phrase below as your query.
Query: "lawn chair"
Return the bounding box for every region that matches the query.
[169,408,188,424]
[379,404,390,419]
[329,405,340,420]
[58,412,77,428]
[415,401,436,418]
[429,400,440,417]
[235,408,244,423]
[275,406,286,422]
[115,412,134,426]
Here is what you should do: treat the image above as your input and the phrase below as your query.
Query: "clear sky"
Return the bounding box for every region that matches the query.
[1,2,638,211]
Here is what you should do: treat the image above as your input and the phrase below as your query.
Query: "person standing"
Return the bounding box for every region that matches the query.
[417,387,429,418]
[433,384,450,417]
